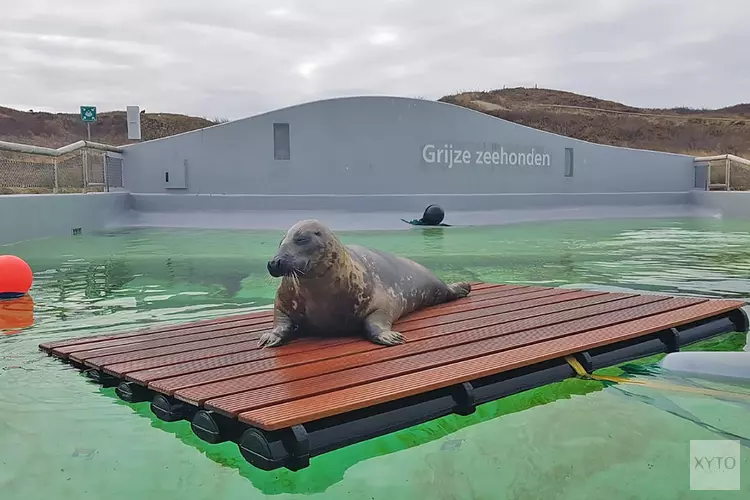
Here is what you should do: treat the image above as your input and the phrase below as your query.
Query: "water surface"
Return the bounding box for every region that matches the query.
[1,217,750,499]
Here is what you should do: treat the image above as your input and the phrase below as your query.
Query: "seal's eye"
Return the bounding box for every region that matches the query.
[314,230,321,236]
[293,234,311,245]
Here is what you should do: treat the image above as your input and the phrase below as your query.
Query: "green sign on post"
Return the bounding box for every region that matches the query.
[80,106,97,122]
[80,105,96,141]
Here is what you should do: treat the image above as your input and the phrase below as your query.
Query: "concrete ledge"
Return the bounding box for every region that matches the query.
[129,191,695,213]
[690,191,750,219]
[118,204,719,231]
[118,191,718,231]
[0,192,130,246]
[1,190,739,245]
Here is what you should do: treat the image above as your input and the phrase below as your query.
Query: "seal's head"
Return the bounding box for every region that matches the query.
[267,219,344,279]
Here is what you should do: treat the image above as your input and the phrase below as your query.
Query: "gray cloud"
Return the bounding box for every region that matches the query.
[2,0,748,120]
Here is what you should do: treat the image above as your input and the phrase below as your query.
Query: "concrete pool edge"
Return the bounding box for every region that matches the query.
[0,192,130,246]
[119,204,719,232]
[2,190,750,245]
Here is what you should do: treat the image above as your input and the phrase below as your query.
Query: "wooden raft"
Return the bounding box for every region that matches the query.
[39,282,748,471]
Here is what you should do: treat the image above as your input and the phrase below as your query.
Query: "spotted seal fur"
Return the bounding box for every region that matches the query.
[259,219,471,347]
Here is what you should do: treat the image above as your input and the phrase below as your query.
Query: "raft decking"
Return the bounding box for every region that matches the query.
[40,283,748,471]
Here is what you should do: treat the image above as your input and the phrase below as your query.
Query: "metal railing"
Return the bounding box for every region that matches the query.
[0,140,125,194]
[693,154,750,191]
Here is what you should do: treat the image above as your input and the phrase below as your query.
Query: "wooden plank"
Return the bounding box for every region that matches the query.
[398,285,544,321]
[398,288,584,329]
[47,283,513,357]
[73,286,524,366]
[81,330,269,367]
[397,287,571,325]
[103,337,357,376]
[203,295,687,415]
[67,321,273,360]
[78,286,538,368]
[235,299,743,430]
[120,294,632,379]
[172,292,638,404]
[130,289,591,385]
[39,283,516,357]
[148,290,620,394]
[40,309,273,352]
[468,282,502,290]
[101,287,581,377]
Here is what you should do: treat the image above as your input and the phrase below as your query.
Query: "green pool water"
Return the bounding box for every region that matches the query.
[1,217,750,499]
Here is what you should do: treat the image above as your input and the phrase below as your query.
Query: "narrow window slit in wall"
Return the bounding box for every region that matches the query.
[274,123,290,160]
[564,148,574,177]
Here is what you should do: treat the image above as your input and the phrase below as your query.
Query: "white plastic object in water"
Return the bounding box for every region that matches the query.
[660,351,750,383]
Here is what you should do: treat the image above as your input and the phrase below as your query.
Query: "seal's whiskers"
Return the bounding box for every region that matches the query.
[290,269,301,290]
[264,274,279,285]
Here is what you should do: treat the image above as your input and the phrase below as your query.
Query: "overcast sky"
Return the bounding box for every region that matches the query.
[2,0,749,120]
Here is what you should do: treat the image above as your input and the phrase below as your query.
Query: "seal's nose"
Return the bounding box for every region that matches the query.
[267,257,284,277]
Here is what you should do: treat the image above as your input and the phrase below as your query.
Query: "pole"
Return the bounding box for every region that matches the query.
[726,156,731,191]
[87,122,91,141]
[103,153,109,192]
[53,158,59,194]
[82,147,88,193]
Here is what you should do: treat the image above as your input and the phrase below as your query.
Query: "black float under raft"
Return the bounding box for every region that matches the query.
[39,282,749,471]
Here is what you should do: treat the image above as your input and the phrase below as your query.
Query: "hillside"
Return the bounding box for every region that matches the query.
[1,88,749,158]
[0,106,216,148]
[439,88,750,157]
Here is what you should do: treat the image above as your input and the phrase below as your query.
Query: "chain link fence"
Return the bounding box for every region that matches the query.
[0,144,124,195]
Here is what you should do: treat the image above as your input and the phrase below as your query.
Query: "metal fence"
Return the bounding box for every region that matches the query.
[0,140,124,194]
[694,154,750,191]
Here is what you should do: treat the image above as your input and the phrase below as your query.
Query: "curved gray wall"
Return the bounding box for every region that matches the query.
[121,96,695,196]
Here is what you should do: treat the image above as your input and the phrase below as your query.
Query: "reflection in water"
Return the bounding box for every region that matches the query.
[1,218,750,499]
[420,227,445,251]
[559,252,575,275]
[0,294,34,334]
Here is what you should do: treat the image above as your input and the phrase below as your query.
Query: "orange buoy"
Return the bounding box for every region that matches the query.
[0,294,34,334]
[0,255,33,298]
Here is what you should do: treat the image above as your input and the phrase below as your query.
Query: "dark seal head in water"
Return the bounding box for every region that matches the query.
[401,204,450,227]
[259,219,472,348]
[421,204,445,225]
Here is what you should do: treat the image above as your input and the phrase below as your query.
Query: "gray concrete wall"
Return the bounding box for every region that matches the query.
[690,191,750,219]
[127,191,693,213]
[0,192,130,246]
[2,190,748,246]
[4,96,739,246]
[121,194,717,232]
[121,96,696,196]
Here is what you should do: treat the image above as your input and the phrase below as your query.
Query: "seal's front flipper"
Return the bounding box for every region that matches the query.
[368,330,405,346]
[447,281,472,300]
[258,331,286,348]
[401,218,424,226]
[363,309,405,346]
[401,218,452,227]
[258,308,295,348]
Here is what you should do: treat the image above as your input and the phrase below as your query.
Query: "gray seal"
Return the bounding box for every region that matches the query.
[258,219,472,347]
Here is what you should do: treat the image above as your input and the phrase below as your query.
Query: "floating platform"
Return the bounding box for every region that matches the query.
[39,283,748,471]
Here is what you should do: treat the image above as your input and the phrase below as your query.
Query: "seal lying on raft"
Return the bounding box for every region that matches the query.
[259,219,472,348]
